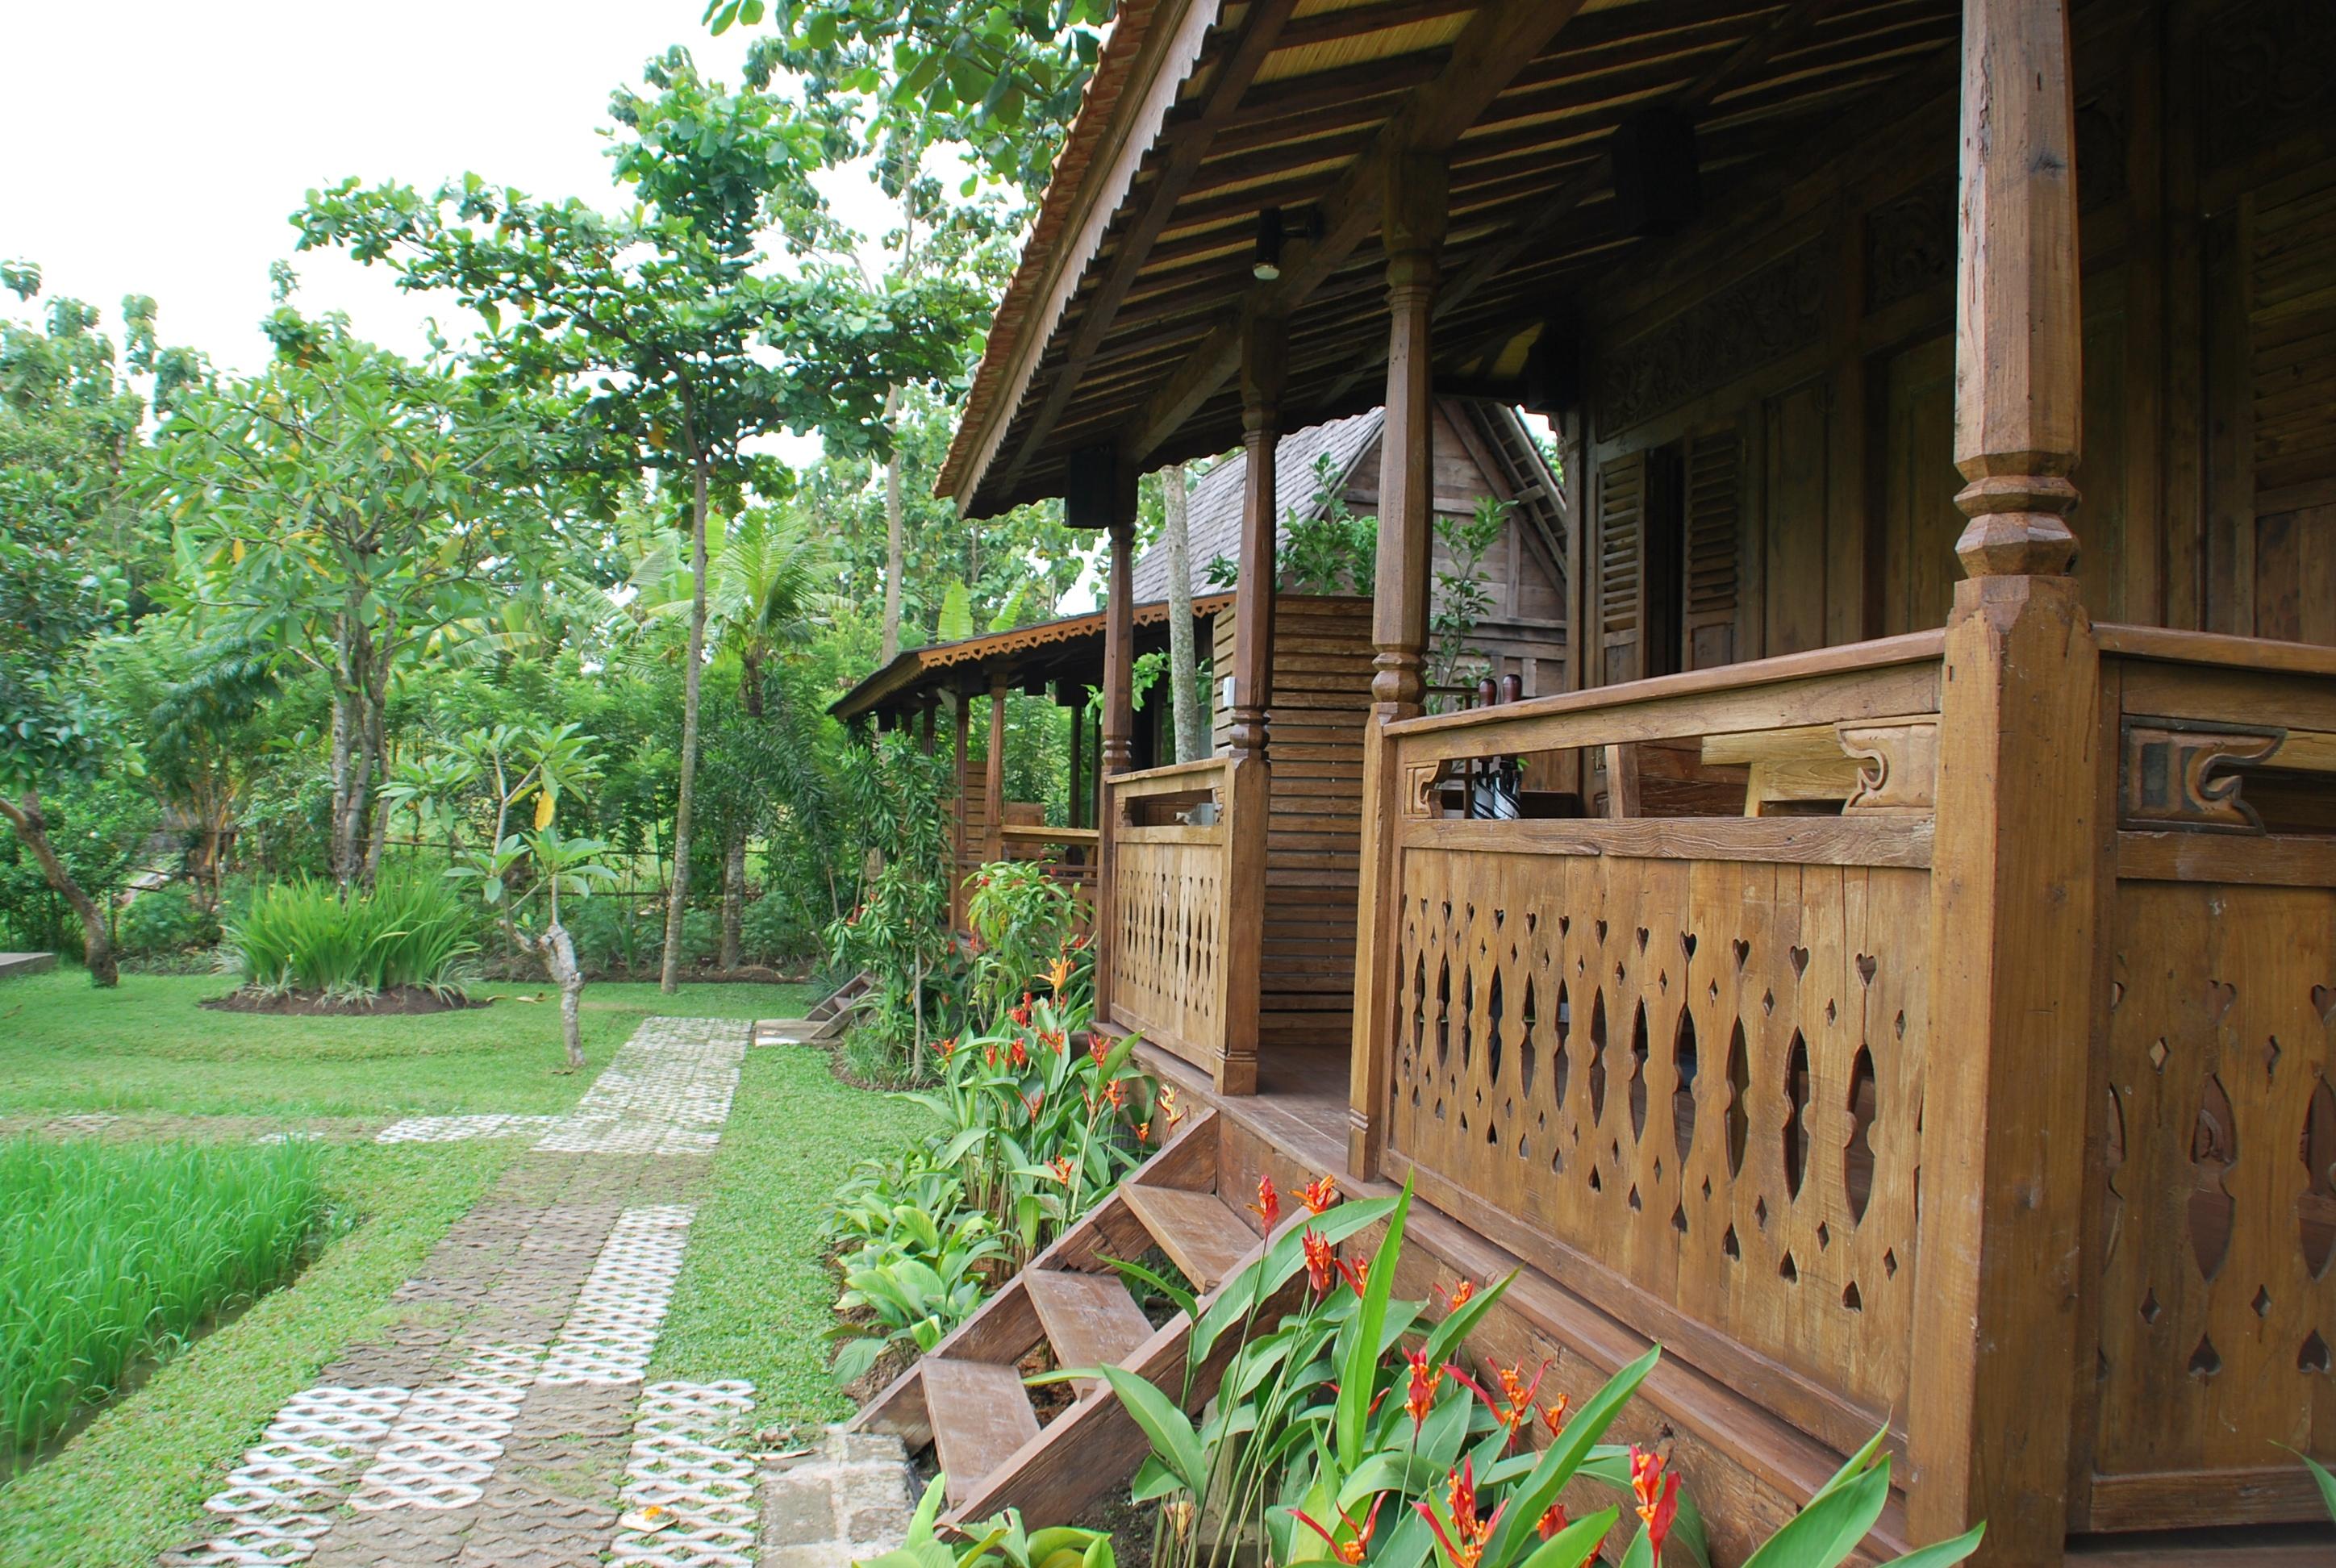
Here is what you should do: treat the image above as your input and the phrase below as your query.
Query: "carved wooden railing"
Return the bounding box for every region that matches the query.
[1355,634,1948,1470]
[1103,759,1238,1082]
[2078,626,2336,1532]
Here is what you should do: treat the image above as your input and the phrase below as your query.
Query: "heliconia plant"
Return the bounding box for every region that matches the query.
[853,1473,1116,1567]
[1090,1178,1987,1568]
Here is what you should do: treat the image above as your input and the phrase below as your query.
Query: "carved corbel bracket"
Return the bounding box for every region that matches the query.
[1403,760,1449,818]
[1837,716,1940,815]
[2119,716,2286,833]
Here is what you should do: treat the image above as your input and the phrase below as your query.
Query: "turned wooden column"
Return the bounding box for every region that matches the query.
[1068,688,1086,832]
[1908,4,2096,1563]
[1349,154,1447,1176]
[1082,448,1139,1026]
[984,674,1009,865]
[1215,315,1286,1096]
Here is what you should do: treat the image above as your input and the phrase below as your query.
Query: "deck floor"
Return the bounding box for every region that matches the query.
[1131,1040,1354,1182]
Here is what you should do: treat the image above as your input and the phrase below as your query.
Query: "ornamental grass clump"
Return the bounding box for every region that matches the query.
[227,872,477,999]
[0,1135,328,1457]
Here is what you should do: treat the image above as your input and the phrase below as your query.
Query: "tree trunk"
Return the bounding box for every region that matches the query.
[327,682,358,889]
[661,453,712,995]
[879,385,906,664]
[720,831,745,971]
[537,920,586,1070]
[0,790,118,987]
[1162,461,1208,762]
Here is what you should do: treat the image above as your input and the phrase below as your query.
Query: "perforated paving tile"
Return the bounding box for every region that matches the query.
[161,1020,752,1568]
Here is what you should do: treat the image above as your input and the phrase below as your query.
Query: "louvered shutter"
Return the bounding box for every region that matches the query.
[1595,452,1646,686]
[1681,427,1743,669]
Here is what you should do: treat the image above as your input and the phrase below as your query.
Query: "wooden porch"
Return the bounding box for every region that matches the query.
[890,0,2336,1560]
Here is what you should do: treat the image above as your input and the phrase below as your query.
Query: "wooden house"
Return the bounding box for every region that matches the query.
[851,2,2336,1562]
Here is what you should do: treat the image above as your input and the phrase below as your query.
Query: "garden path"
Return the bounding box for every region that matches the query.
[161,1016,913,1568]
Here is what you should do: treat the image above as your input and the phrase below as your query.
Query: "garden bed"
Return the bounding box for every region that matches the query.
[201,986,490,1017]
[0,1135,330,1463]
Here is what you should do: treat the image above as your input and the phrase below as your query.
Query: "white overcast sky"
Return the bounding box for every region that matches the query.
[0,0,917,465]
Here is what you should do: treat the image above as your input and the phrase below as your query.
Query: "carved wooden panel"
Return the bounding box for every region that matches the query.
[2118,717,2284,832]
[2092,881,2336,1478]
[1385,848,1931,1417]
[1109,838,1224,1066]
[1596,242,1829,432]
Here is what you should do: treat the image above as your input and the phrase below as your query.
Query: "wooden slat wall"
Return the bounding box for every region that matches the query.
[1212,596,1372,1052]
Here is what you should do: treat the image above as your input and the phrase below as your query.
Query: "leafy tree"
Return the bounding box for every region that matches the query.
[709,0,1114,195]
[296,48,974,992]
[0,269,173,984]
[144,325,547,890]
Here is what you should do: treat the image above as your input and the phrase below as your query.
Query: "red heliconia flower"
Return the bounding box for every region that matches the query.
[936,1036,958,1062]
[1021,1089,1045,1122]
[983,1044,999,1070]
[1010,1037,1029,1070]
[1103,1078,1127,1109]
[1012,990,1034,1028]
[1039,1028,1068,1055]
[1631,1445,1681,1562]
[1302,1228,1336,1295]
[1416,1459,1501,1568]
[1537,1503,1570,1542]
[1433,1277,1476,1312]
[1134,1120,1153,1144]
[1404,1346,1445,1427]
[1160,1086,1184,1127]
[1337,1253,1371,1299]
[1540,1394,1571,1438]
[1088,1032,1110,1067]
[1292,1494,1384,1565]
[1450,1358,1550,1452]
[1047,1155,1074,1186]
[1297,1174,1339,1214]
[1249,1174,1282,1233]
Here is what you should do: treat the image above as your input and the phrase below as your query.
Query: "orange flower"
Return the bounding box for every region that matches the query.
[1292,1495,1383,1564]
[1021,1089,1045,1122]
[936,1036,957,1062]
[1336,1253,1370,1299]
[1404,1346,1444,1426]
[1249,1174,1282,1233]
[1297,1174,1339,1214]
[1160,1086,1184,1127]
[1417,1459,1500,1568]
[1044,954,1074,994]
[1451,1358,1550,1452]
[1302,1228,1336,1295]
[1134,1120,1152,1143]
[1009,1037,1029,1070]
[1539,1395,1571,1438]
[1047,1155,1074,1186]
[1537,1503,1570,1541]
[1012,991,1033,1028]
[1631,1445,1681,1562]
[1433,1278,1476,1312]
[1087,1032,1110,1067]
[983,1043,999,1070]
[1103,1078,1127,1110]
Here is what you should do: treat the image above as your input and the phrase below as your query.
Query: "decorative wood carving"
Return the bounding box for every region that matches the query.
[2203,0,2336,169]
[1109,837,1225,1069]
[1864,185,1955,311]
[1384,848,1931,1420]
[1596,242,1828,432]
[2092,881,2336,1486]
[1404,761,1448,819]
[1838,719,1940,815]
[2118,718,2286,834]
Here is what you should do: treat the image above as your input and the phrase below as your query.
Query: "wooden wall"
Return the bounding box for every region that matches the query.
[1566,0,2336,682]
[1212,596,1373,1053]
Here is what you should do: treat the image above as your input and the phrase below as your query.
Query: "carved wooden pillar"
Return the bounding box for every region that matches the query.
[1908,5,2097,1563]
[1214,316,1285,1096]
[984,674,1008,865]
[1349,154,1447,1177]
[1084,449,1139,1027]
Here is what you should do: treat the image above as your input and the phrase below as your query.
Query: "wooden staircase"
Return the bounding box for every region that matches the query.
[849,1109,1266,1524]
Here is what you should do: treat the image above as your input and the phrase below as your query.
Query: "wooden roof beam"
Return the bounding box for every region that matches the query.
[1123,0,1595,469]
[1313,0,1858,414]
[993,0,1308,502]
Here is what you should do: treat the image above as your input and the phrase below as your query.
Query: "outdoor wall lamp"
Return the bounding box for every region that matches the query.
[1251,207,1321,281]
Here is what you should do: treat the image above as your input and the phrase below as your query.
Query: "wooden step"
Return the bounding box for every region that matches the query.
[1026,1269,1154,1387]
[1120,1182,1261,1292]
[922,1358,1041,1508]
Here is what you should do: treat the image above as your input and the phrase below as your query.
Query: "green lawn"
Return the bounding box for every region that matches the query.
[0,971,811,1120]
[649,1042,933,1430]
[0,970,886,1567]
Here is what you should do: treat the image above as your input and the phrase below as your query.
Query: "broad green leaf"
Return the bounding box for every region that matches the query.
[1097,1366,1204,1496]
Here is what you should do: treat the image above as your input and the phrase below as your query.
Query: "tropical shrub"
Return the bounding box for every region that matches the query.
[227,871,478,999]
[964,858,1084,1015]
[824,945,1158,1385]
[116,882,222,957]
[1094,1181,1984,1568]
[855,1474,1117,1567]
[828,733,960,1079]
[0,1135,328,1456]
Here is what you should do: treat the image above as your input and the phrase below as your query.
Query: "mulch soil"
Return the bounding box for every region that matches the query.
[201,986,492,1016]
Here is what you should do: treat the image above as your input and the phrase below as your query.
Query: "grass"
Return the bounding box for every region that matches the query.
[1,1136,330,1458]
[0,1140,510,1568]
[649,1041,933,1428]
[0,971,828,1566]
[0,970,811,1120]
